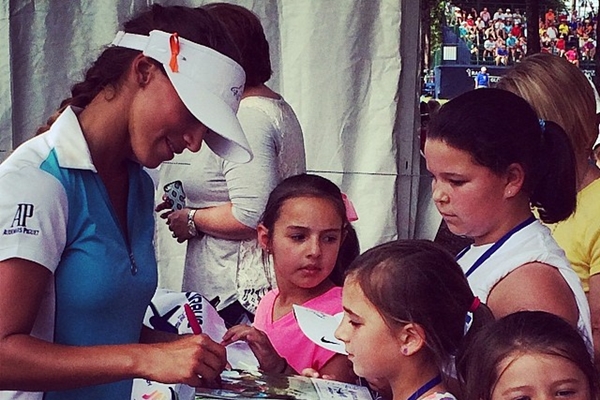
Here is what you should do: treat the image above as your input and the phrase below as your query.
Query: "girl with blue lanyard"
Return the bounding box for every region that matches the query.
[335,240,492,400]
[424,88,593,350]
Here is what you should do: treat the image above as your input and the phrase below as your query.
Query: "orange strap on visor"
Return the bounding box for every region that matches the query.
[169,33,180,73]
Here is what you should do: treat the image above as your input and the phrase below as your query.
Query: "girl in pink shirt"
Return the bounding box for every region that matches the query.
[222,174,359,382]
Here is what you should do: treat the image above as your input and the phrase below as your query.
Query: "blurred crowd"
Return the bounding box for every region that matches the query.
[448,4,597,67]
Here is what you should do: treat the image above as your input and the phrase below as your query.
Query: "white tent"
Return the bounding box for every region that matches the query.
[0,0,440,289]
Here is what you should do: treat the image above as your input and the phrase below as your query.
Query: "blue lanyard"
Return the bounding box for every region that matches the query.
[407,374,442,400]
[456,215,537,277]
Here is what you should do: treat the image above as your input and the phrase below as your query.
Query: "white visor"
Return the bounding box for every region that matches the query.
[111,30,253,163]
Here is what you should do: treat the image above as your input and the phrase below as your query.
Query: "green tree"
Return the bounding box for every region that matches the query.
[421,0,447,69]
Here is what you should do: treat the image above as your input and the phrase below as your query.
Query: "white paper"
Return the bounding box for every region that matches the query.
[144,289,259,370]
[131,379,195,400]
[292,304,346,355]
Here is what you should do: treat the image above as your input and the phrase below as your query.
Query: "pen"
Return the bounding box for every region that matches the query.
[183,302,202,335]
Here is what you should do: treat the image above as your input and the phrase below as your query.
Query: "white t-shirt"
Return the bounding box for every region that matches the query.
[457,219,593,352]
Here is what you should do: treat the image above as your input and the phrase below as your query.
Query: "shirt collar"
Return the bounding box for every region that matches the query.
[47,107,97,172]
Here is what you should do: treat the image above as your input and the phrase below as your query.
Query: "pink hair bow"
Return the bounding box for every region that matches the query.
[341,193,359,222]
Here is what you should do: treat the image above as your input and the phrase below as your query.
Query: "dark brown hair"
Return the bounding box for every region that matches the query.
[203,3,272,87]
[428,88,577,224]
[346,239,493,373]
[457,311,598,400]
[37,4,241,134]
[260,173,359,286]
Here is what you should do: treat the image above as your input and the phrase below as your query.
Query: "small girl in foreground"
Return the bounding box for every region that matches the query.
[222,174,359,382]
[457,311,598,400]
[335,240,492,400]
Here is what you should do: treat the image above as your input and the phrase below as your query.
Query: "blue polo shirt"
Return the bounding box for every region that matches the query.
[0,108,157,399]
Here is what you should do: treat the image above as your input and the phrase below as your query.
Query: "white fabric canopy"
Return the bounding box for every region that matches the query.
[0,0,440,289]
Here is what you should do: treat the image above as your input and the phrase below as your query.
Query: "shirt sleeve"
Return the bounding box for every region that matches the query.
[252,289,276,331]
[222,105,280,229]
[0,166,68,272]
[587,223,600,278]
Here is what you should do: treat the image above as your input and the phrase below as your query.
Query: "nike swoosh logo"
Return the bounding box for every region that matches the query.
[320,336,339,345]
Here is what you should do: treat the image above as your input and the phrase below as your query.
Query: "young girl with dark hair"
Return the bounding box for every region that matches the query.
[222,173,359,383]
[0,4,251,399]
[425,88,592,349]
[334,239,492,400]
[457,311,598,400]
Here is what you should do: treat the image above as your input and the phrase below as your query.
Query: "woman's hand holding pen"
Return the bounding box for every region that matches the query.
[141,334,227,387]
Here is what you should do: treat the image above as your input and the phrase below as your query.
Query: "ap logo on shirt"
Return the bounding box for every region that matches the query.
[3,203,40,236]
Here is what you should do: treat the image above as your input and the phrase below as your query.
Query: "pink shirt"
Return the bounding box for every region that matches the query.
[566,49,578,61]
[253,286,342,373]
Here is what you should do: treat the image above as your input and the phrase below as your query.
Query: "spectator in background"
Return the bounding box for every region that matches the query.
[512,8,523,25]
[493,8,504,21]
[547,23,558,42]
[584,19,594,36]
[485,23,497,41]
[483,37,496,59]
[556,34,567,57]
[545,8,556,26]
[475,66,490,89]
[511,22,522,38]
[518,36,527,57]
[506,33,518,62]
[559,21,570,37]
[570,8,579,23]
[495,19,507,40]
[495,44,508,65]
[583,38,596,60]
[459,21,469,39]
[579,29,590,51]
[577,22,586,39]
[516,36,527,61]
[470,7,478,20]
[504,17,514,35]
[565,46,580,67]
[453,6,463,25]
[475,16,486,31]
[466,14,475,28]
[559,10,569,23]
[480,7,491,24]
[539,20,548,37]
[569,16,579,35]
[541,32,553,52]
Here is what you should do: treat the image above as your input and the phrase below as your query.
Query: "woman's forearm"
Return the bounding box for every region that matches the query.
[193,203,256,240]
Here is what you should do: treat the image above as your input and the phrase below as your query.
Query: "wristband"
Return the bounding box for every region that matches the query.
[187,208,198,237]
